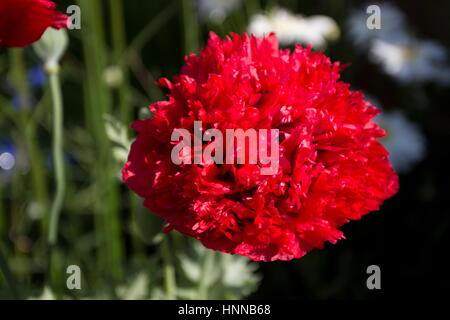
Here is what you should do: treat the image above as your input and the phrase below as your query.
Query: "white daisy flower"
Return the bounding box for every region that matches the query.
[248,7,339,48]
[347,2,450,85]
[0,143,17,186]
[369,38,450,85]
[197,0,242,24]
[375,110,426,173]
[346,2,409,51]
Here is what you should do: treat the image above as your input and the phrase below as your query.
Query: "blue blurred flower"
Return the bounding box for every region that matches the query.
[28,66,47,89]
[0,141,16,162]
[46,152,79,170]
[11,66,47,111]
[11,95,36,111]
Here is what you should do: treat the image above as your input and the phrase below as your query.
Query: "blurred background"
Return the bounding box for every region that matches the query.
[1,0,449,300]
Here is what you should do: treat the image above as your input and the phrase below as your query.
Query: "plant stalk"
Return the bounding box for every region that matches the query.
[47,70,65,245]
[161,235,176,300]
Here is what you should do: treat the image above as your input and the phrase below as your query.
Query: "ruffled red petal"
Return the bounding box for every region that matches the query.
[123,32,399,261]
[0,0,68,48]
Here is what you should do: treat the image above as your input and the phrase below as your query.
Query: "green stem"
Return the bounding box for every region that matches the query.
[125,3,176,101]
[0,189,5,238]
[161,235,176,300]
[9,49,49,234]
[10,49,31,111]
[109,0,131,125]
[110,1,143,264]
[178,0,200,55]
[47,70,65,245]
[126,2,177,55]
[0,248,20,299]
[78,0,124,282]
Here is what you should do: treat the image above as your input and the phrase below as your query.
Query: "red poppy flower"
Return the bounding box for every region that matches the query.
[0,0,68,48]
[123,32,399,261]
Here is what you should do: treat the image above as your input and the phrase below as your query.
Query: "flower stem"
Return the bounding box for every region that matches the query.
[161,235,176,299]
[78,0,124,283]
[126,2,177,55]
[0,194,4,237]
[9,48,49,234]
[178,0,200,55]
[109,0,131,125]
[47,70,65,245]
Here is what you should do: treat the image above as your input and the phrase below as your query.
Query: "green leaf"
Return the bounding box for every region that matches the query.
[116,272,150,300]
